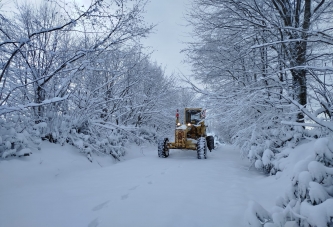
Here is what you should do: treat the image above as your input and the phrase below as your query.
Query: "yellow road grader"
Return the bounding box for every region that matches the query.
[158,108,214,159]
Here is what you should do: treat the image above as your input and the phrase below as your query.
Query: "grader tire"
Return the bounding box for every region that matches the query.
[158,138,169,158]
[197,137,207,159]
[206,136,214,152]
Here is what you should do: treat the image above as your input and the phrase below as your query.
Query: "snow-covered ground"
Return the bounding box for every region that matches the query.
[0,142,290,227]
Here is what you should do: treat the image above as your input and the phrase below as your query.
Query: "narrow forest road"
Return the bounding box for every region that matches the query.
[0,143,286,227]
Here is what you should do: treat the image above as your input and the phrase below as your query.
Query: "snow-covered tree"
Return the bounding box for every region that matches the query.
[0,0,177,160]
[246,138,333,227]
[184,0,333,172]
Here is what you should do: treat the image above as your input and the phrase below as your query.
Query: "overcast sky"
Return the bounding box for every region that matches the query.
[141,0,193,76]
[77,0,194,76]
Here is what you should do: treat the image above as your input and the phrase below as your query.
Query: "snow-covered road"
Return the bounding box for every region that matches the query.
[0,143,286,227]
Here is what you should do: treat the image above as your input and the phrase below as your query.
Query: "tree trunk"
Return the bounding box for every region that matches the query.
[292,0,311,123]
[36,85,46,121]
[272,0,312,123]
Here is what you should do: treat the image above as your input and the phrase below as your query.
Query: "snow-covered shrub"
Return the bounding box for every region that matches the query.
[65,123,127,162]
[0,113,52,159]
[245,201,272,227]
[262,149,275,174]
[134,126,157,144]
[227,98,306,174]
[90,128,127,161]
[227,95,330,175]
[0,119,31,158]
[247,137,333,227]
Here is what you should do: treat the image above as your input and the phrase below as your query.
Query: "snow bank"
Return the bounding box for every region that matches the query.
[246,137,333,227]
[245,201,272,227]
[300,199,333,227]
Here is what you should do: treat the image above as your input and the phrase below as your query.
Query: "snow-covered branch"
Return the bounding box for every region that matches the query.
[0,96,69,115]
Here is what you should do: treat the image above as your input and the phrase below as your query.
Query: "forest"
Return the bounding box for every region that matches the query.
[1,0,333,226]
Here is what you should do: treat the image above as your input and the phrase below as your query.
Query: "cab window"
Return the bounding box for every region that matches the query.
[185,110,202,124]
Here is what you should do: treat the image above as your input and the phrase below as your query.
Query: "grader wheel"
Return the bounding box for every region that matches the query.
[197,137,207,159]
[158,138,169,158]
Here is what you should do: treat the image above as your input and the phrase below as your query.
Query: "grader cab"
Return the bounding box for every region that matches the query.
[158,108,214,159]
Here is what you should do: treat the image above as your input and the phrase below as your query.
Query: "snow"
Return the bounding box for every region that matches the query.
[300,199,333,227]
[245,200,272,227]
[297,171,312,199]
[255,159,264,169]
[0,142,289,227]
[176,125,187,130]
[262,149,274,166]
[261,137,333,226]
[308,161,326,182]
[16,148,32,157]
[308,182,330,204]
